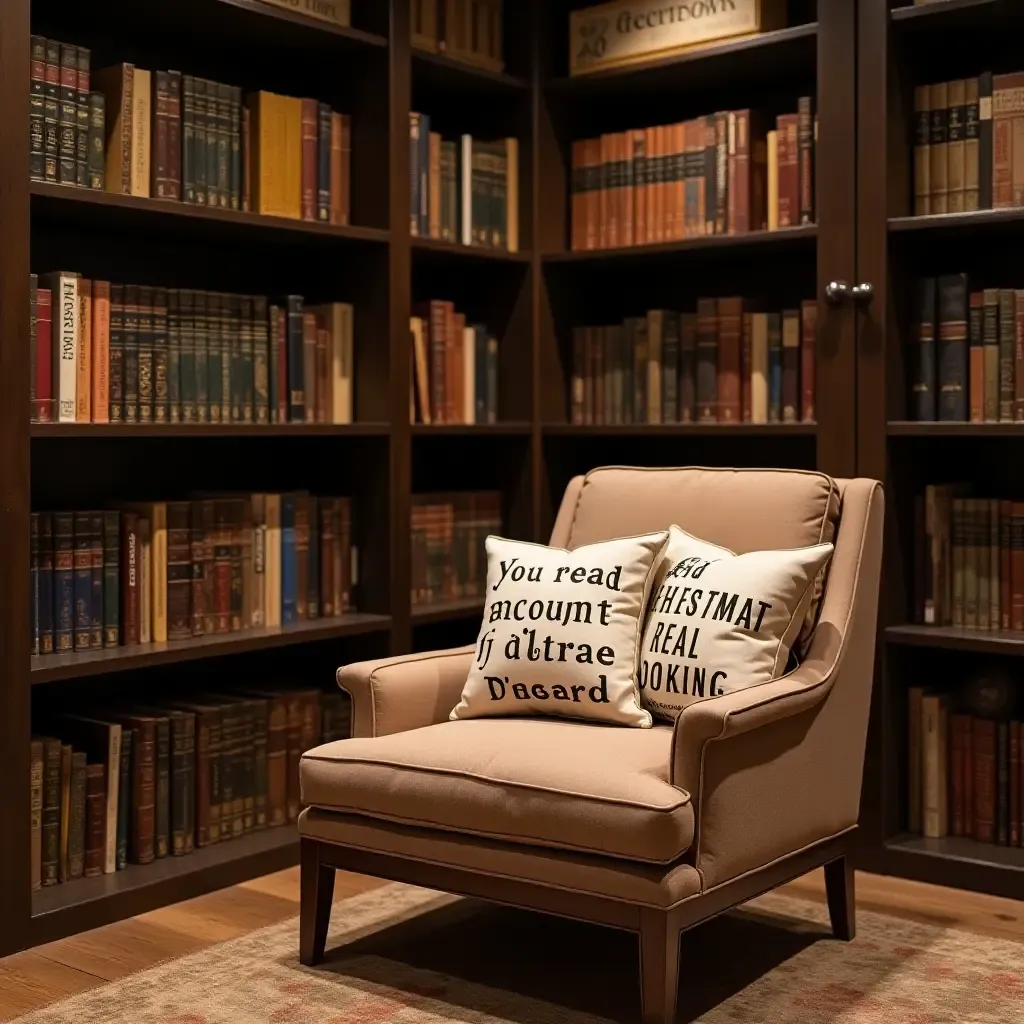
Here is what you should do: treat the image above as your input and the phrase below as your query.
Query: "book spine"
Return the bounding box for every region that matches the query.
[73,512,92,651]
[287,296,305,421]
[30,514,39,656]
[975,718,996,842]
[208,80,223,206]
[137,287,154,422]
[166,502,192,641]
[167,70,182,199]
[102,511,119,646]
[30,36,46,182]
[800,300,816,422]
[979,72,993,209]
[153,287,169,423]
[193,78,208,204]
[798,96,814,224]
[53,512,74,652]
[182,76,195,203]
[83,763,105,878]
[153,70,171,198]
[206,293,223,424]
[997,287,1016,422]
[194,291,209,422]
[43,40,59,183]
[951,713,966,836]
[36,287,53,423]
[39,513,55,654]
[41,740,61,885]
[67,752,87,880]
[317,102,331,221]
[229,86,241,210]
[89,511,103,649]
[983,288,1000,421]
[282,494,297,624]
[108,284,123,423]
[121,512,140,645]
[768,313,782,421]
[123,284,140,423]
[58,44,77,185]
[241,296,254,422]
[153,719,170,858]
[91,281,110,422]
[253,297,270,423]
[998,720,1010,845]
[49,273,78,423]
[130,722,156,864]
[1010,720,1021,847]
[76,280,92,422]
[938,274,968,422]
[930,81,949,213]
[964,77,980,211]
[969,290,984,422]
[1002,499,1013,631]
[716,298,742,422]
[301,98,317,222]
[695,299,717,421]
[947,79,966,213]
[914,85,931,215]
[170,715,187,854]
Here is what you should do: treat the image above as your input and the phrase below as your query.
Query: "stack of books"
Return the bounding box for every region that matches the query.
[30,37,352,224]
[30,494,355,657]
[30,275,354,426]
[411,491,502,606]
[570,300,817,426]
[410,302,499,424]
[570,100,815,250]
[30,687,351,888]
[907,688,1022,847]
[409,114,518,251]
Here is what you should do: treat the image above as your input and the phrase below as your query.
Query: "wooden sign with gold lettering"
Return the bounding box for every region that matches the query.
[569,0,785,77]
[257,0,351,28]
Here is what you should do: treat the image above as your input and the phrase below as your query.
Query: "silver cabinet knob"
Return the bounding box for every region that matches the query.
[825,281,849,306]
[851,282,874,306]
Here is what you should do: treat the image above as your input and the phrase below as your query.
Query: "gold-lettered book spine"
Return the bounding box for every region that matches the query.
[255,0,350,27]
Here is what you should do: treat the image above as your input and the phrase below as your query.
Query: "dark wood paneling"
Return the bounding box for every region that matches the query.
[0,0,32,960]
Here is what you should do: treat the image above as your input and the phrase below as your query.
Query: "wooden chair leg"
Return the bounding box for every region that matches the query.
[638,908,680,1024]
[299,838,336,966]
[824,854,855,941]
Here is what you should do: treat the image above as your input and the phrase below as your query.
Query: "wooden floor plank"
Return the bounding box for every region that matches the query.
[0,951,101,1021]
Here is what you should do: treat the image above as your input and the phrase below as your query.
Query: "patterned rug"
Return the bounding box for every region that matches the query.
[16,882,1024,1023]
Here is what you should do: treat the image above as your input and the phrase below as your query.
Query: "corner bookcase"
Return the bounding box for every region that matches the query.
[0,0,873,958]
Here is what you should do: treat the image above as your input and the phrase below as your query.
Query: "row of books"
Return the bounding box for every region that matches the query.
[411,491,501,605]
[30,38,352,224]
[411,0,504,72]
[912,75,1018,215]
[570,301,817,426]
[908,689,1023,846]
[30,274,354,426]
[30,495,355,657]
[910,275,1024,423]
[918,486,1024,631]
[410,117,519,252]
[410,302,499,425]
[570,101,815,251]
[30,687,351,888]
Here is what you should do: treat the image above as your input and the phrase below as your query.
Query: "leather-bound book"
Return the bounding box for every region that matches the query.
[117,714,156,864]
[30,36,46,182]
[1011,720,1021,847]
[286,694,303,822]
[153,286,169,423]
[716,297,742,422]
[43,39,60,182]
[122,284,140,423]
[92,280,110,423]
[776,112,799,229]
[101,511,119,647]
[300,98,317,222]
[120,511,140,645]
[167,70,182,199]
[41,738,62,885]
[30,514,39,656]
[204,292,221,424]
[998,288,1015,421]
[87,91,105,190]
[108,284,124,423]
[188,500,206,637]
[922,693,949,837]
[767,313,782,422]
[68,750,87,880]
[167,289,181,422]
[182,75,196,202]
[241,295,256,423]
[193,78,209,205]
[781,309,800,422]
[212,500,232,634]
[216,82,231,208]
[929,81,949,214]
[60,717,120,874]
[912,274,936,420]
[968,290,984,421]
[166,502,192,641]
[993,72,1024,208]
[1016,291,1024,421]
[974,717,997,842]
[678,312,696,424]
[229,86,241,210]
[1001,500,1012,631]
[798,96,814,224]
[950,713,968,836]
[998,720,1010,845]
[38,513,55,654]
[35,286,52,424]
[177,290,194,423]
[194,290,210,423]
[83,762,106,877]
[978,72,993,209]
[800,300,816,422]
[89,511,103,649]
[946,79,966,213]
[914,85,931,215]
[57,44,78,184]
[76,279,92,423]
[203,79,220,207]
[116,730,130,869]
[982,288,999,421]
[93,62,133,195]
[964,77,980,211]
[230,498,245,632]
[53,512,74,652]
[30,740,43,889]
[152,70,172,198]
[170,701,221,845]
[695,298,717,422]
[938,273,968,422]
[73,511,92,651]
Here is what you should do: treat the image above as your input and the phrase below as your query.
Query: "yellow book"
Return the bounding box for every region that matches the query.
[92,63,134,195]
[280,94,303,220]
[130,67,151,197]
[76,281,92,422]
[767,129,779,231]
[505,137,519,252]
[264,494,282,628]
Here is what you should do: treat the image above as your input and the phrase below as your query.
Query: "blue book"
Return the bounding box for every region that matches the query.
[767,312,782,423]
[286,296,305,422]
[39,513,55,654]
[72,512,92,651]
[281,494,298,625]
[474,324,487,424]
[410,112,421,236]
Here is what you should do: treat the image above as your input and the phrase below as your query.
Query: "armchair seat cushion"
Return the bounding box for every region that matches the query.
[300,718,693,864]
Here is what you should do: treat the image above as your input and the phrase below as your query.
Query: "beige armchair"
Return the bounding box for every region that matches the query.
[298,467,884,1024]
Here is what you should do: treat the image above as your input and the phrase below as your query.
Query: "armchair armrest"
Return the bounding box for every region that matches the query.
[338,646,473,738]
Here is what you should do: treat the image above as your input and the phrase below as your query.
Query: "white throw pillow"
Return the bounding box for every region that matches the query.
[638,526,834,721]
[451,532,669,727]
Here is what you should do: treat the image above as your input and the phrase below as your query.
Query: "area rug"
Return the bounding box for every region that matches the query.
[15,882,1024,1024]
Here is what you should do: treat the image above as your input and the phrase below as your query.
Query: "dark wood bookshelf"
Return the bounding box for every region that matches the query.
[541,225,817,265]
[543,423,818,438]
[30,826,300,946]
[31,613,393,684]
[411,236,531,262]
[887,421,1024,436]
[30,181,392,245]
[856,0,1024,901]
[411,47,529,93]
[412,423,532,435]
[411,597,486,625]
[31,422,392,438]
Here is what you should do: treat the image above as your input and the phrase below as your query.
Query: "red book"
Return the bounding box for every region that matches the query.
[300,97,318,222]
[974,718,997,843]
[777,113,800,228]
[338,113,351,226]
[36,287,53,422]
[330,112,343,227]
[801,300,816,422]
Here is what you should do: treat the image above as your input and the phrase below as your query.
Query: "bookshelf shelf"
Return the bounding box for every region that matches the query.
[411,236,530,263]
[30,423,391,439]
[543,22,818,98]
[884,624,1024,656]
[885,832,1024,871]
[890,0,1019,30]
[542,423,818,438]
[888,208,1024,237]
[215,0,388,44]
[887,421,1024,436]
[881,834,1024,901]
[30,182,392,247]
[412,597,485,624]
[412,423,531,436]
[30,614,393,685]
[30,825,299,946]
[541,226,817,265]
[412,47,528,93]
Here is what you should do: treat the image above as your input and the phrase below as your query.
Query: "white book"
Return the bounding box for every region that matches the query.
[130,67,151,197]
[463,325,475,424]
[44,272,79,422]
[265,494,282,628]
[505,137,519,253]
[460,134,473,246]
[751,312,769,424]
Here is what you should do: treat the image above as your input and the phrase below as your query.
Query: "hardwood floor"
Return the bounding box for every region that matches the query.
[1,866,1020,1020]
